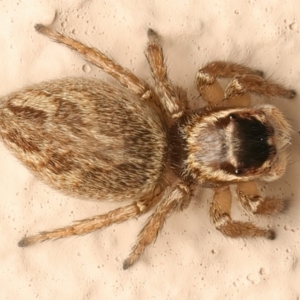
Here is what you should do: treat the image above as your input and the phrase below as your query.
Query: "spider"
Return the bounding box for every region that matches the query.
[1,24,294,269]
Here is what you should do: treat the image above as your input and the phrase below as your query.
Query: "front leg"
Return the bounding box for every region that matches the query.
[210,186,275,239]
[145,29,187,119]
[196,61,296,106]
[236,181,287,215]
[225,74,296,100]
[196,61,261,105]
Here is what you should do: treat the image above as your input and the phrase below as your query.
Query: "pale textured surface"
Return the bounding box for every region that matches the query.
[0,1,300,299]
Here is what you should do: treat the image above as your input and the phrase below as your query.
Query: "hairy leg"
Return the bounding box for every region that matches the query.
[196,61,295,105]
[145,29,187,118]
[200,61,263,78]
[35,24,150,99]
[225,74,296,100]
[196,61,261,105]
[18,192,162,247]
[236,181,286,215]
[123,182,190,269]
[196,71,224,105]
[210,186,275,239]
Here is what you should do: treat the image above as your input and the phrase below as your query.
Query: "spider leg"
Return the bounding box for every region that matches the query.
[196,61,261,105]
[196,61,295,105]
[18,192,162,247]
[225,74,296,100]
[35,24,150,99]
[200,61,263,78]
[236,181,287,215]
[123,182,191,269]
[145,29,187,119]
[210,186,275,240]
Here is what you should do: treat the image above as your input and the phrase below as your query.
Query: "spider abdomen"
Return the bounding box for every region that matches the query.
[0,77,168,201]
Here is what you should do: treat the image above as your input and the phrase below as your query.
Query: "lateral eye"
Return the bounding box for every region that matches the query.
[234,168,246,176]
[220,162,244,175]
[229,113,237,120]
[268,125,275,136]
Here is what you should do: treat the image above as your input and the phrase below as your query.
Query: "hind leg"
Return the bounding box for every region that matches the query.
[35,24,150,99]
[19,191,162,247]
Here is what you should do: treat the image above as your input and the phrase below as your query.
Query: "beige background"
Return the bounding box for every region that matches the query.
[0,1,300,299]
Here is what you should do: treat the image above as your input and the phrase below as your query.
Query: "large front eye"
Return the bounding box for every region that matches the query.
[234,117,273,170]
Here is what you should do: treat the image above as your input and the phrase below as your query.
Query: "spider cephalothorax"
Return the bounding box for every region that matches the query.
[170,104,291,186]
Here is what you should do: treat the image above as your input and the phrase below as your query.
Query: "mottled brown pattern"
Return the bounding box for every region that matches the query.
[1,76,168,201]
[2,129,40,153]
[44,151,76,175]
[7,103,47,125]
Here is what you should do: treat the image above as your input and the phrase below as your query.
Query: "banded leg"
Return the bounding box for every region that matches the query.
[225,74,296,100]
[236,181,286,215]
[18,191,162,247]
[145,29,187,119]
[210,186,275,239]
[35,24,151,99]
[196,61,296,105]
[196,61,261,105]
[123,182,191,269]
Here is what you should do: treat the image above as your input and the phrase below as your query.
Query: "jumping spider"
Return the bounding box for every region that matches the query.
[1,24,294,269]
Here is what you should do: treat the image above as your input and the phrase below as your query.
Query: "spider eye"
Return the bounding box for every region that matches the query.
[235,169,241,175]
[229,113,237,120]
[220,162,244,176]
[233,116,273,170]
